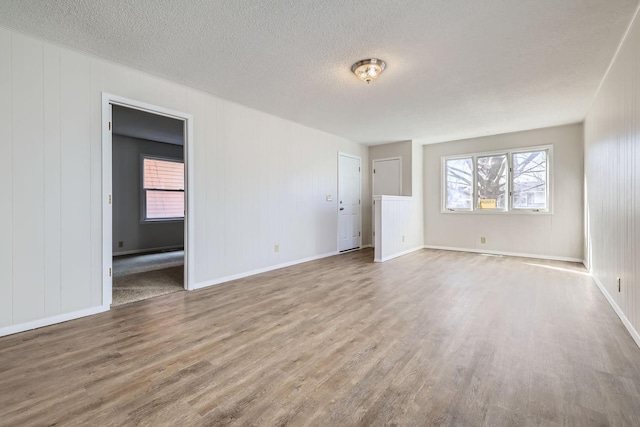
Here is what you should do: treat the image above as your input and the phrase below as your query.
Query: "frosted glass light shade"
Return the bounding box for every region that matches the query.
[351,58,386,83]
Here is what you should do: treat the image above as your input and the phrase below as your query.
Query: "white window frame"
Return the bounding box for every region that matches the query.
[443,154,475,212]
[141,154,185,222]
[441,144,553,214]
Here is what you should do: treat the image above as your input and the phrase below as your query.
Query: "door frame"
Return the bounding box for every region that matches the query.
[372,156,402,196]
[337,152,362,252]
[101,93,195,308]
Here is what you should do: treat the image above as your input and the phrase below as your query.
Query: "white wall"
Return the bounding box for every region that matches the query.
[368,141,424,251]
[112,135,184,254]
[584,7,640,345]
[410,142,424,250]
[373,196,415,262]
[423,123,583,261]
[0,27,370,333]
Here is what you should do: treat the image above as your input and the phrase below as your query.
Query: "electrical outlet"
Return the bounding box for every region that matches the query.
[480,237,486,244]
[617,277,621,292]
[118,241,124,248]
[274,244,279,253]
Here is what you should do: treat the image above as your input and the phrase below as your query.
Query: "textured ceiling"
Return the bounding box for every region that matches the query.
[0,0,637,145]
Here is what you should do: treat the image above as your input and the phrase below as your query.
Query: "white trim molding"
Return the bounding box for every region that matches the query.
[337,151,363,252]
[0,306,109,338]
[591,275,640,348]
[374,246,423,263]
[423,245,583,263]
[113,246,184,257]
[194,251,339,290]
[102,93,196,311]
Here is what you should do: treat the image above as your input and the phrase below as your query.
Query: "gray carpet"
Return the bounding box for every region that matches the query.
[112,251,184,306]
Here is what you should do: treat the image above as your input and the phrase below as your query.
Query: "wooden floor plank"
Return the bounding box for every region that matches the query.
[1,248,640,426]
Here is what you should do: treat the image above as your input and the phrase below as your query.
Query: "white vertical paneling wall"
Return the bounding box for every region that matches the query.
[0,27,370,335]
[584,7,640,345]
[43,43,62,317]
[373,196,415,262]
[423,124,584,261]
[0,28,13,327]
[12,33,45,324]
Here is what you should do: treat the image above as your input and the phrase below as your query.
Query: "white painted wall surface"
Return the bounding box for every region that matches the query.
[423,124,583,261]
[0,27,370,333]
[369,140,424,252]
[373,196,417,262]
[584,8,640,345]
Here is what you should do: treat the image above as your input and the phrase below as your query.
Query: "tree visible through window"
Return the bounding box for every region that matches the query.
[142,157,184,220]
[442,146,550,213]
[477,154,507,210]
[512,151,547,209]
[445,158,473,210]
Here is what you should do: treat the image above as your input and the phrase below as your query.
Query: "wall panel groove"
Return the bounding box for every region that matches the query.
[0,26,370,335]
[585,8,640,345]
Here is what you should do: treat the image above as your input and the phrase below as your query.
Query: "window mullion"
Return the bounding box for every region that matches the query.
[472,155,477,211]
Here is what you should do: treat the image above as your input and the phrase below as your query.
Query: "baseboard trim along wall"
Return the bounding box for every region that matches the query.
[591,275,640,348]
[0,305,109,338]
[193,250,341,290]
[423,245,583,263]
[113,245,184,257]
[374,246,424,263]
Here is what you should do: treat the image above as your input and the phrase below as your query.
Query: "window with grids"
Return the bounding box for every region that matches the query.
[142,156,184,220]
[442,146,550,213]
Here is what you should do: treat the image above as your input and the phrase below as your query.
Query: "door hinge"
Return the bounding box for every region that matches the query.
[109,268,112,277]
[373,200,375,205]
[359,199,361,204]
[108,121,112,131]
[109,194,112,204]
[359,231,361,237]
[373,169,376,173]
[359,167,361,172]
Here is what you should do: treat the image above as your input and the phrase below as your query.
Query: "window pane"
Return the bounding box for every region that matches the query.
[146,190,184,219]
[477,154,507,210]
[143,158,184,190]
[513,151,547,209]
[445,158,473,209]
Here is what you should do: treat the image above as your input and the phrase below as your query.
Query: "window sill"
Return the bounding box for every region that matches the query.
[140,218,185,224]
[441,210,552,215]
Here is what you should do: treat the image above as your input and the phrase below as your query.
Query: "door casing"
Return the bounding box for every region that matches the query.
[101,93,195,308]
[337,152,362,252]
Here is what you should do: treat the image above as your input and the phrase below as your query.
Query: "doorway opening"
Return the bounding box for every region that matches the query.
[102,94,194,308]
[338,152,362,252]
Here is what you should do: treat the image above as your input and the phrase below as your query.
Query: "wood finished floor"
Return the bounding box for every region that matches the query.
[1,249,640,426]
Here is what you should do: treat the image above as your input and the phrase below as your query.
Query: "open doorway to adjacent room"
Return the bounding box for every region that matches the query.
[110,104,186,306]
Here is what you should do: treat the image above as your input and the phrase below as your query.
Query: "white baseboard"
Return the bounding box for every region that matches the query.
[113,245,184,257]
[374,246,424,263]
[423,245,583,263]
[194,251,339,290]
[0,305,110,338]
[591,274,640,348]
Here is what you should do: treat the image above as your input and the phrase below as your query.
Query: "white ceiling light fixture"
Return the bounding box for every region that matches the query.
[351,58,386,84]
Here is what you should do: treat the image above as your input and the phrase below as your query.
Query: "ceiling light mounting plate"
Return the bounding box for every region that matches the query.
[351,58,386,83]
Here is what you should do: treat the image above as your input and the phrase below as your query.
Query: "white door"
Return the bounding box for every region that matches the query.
[338,153,361,252]
[373,158,401,196]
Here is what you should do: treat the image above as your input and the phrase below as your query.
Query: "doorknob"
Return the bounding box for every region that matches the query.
[340,207,345,211]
